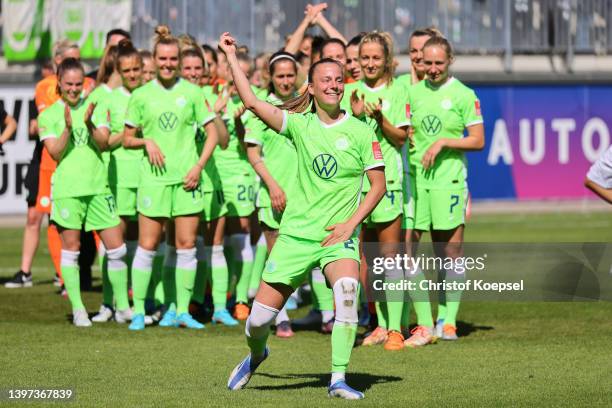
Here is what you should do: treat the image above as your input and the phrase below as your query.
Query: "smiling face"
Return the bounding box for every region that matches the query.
[119,55,142,91]
[271,59,297,99]
[181,55,204,85]
[423,44,451,85]
[59,68,84,106]
[309,61,344,110]
[141,57,155,83]
[409,34,431,78]
[359,41,386,82]
[154,43,179,82]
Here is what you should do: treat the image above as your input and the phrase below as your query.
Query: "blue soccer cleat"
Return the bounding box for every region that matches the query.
[159,310,178,327]
[176,313,205,329]
[285,296,298,310]
[328,380,364,400]
[212,309,239,326]
[227,347,269,390]
[128,314,145,331]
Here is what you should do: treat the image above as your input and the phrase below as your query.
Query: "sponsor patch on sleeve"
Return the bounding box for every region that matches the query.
[474,100,481,116]
[372,141,383,160]
[405,103,410,118]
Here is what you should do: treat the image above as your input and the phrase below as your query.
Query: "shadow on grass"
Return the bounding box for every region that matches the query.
[253,371,402,392]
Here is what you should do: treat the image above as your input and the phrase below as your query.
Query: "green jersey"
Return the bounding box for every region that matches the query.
[107,86,143,188]
[125,78,215,186]
[88,84,114,164]
[278,111,385,241]
[407,77,483,189]
[244,93,298,208]
[341,79,409,191]
[196,85,221,192]
[38,97,110,199]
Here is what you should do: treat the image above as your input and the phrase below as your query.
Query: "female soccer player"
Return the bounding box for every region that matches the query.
[179,45,237,326]
[409,36,484,340]
[38,58,129,327]
[220,32,386,399]
[91,40,145,324]
[139,50,155,83]
[122,26,218,331]
[341,31,410,350]
[244,50,300,338]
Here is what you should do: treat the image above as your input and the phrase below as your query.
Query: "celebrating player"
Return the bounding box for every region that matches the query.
[123,25,218,330]
[220,32,386,399]
[38,58,129,327]
[408,36,485,340]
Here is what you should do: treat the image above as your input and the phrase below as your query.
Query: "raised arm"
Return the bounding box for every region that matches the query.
[218,32,285,133]
[284,3,327,55]
[313,10,347,44]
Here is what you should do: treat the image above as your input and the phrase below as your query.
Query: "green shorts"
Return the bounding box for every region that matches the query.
[222,172,255,218]
[51,193,120,232]
[414,187,467,231]
[262,234,360,289]
[363,189,403,226]
[258,206,282,230]
[137,183,204,218]
[111,185,137,217]
[401,172,416,230]
[202,190,228,222]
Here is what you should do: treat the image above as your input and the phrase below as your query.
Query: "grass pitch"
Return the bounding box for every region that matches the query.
[0,212,611,407]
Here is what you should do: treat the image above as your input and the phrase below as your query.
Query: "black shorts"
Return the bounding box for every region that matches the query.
[24,141,43,207]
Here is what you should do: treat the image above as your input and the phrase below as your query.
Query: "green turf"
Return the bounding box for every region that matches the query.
[0,212,611,407]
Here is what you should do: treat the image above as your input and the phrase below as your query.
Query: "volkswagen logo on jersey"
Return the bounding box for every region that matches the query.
[421,115,442,136]
[73,128,88,146]
[312,153,338,179]
[159,112,178,132]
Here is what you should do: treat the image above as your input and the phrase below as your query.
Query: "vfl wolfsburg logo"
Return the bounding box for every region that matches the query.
[312,153,337,179]
[159,112,178,132]
[73,128,88,146]
[421,115,442,136]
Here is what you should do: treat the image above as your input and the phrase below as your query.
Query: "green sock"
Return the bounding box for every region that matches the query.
[310,267,333,311]
[99,250,113,307]
[162,246,177,309]
[176,248,197,315]
[400,301,411,330]
[387,301,404,332]
[147,247,164,306]
[375,302,388,329]
[210,245,229,312]
[331,321,358,373]
[410,271,434,327]
[234,259,253,304]
[108,266,129,311]
[62,262,85,311]
[192,260,206,305]
[246,330,269,358]
[248,240,267,298]
[131,247,155,315]
[436,269,447,322]
[443,267,465,327]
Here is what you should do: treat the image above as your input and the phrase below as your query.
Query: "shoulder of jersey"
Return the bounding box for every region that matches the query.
[345,113,374,134]
[39,99,63,119]
[131,80,155,97]
[451,77,476,96]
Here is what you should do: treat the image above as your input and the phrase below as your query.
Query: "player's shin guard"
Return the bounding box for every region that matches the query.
[209,245,230,312]
[106,244,129,311]
[98,243,113,307]
[248,235,267,299]
[246,301,279,360]
[436,268,447,322]
[443,264,465,327]
[131,247,156,315]
[162,245,177,309]
[176,247,197,315]
[374,302,389,329]
[61,249,84,311]
[331,277,359,376]
[192,237,207,304]
[150,242,165,306]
